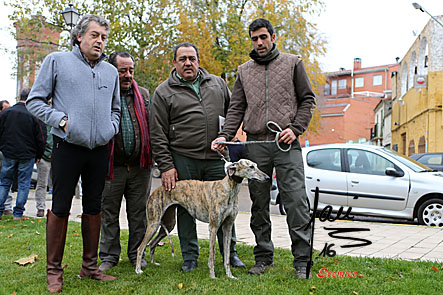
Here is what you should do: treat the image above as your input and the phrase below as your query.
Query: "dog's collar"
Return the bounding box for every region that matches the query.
[230,175,244,184]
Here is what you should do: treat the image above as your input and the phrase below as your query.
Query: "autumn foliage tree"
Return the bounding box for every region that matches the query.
[6,0,326,134]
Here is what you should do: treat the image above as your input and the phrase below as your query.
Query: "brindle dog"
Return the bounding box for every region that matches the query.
[135,159,269,279]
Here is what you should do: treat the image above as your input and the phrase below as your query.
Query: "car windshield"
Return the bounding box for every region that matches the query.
[379,148,432,172]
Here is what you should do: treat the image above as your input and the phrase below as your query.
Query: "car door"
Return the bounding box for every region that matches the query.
[305,148,348,207]
[346,148,409,211]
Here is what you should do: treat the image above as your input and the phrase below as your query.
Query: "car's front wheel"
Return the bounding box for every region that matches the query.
[417,198,443,227]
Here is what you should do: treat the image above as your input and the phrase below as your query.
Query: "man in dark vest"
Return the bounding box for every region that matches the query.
[212,18,316,278]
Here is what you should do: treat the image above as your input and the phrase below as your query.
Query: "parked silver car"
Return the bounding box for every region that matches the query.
[298,144,443,226]
[273,144,443,226]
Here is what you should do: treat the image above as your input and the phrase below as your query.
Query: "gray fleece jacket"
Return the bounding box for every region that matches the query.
[26,45,120,149]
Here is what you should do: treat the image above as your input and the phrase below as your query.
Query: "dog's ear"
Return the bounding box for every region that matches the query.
[227,162,238,178]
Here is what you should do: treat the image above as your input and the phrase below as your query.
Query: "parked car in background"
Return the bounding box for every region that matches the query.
[300,144,443,227]
[274,144,443,226]
[410,152,443,171]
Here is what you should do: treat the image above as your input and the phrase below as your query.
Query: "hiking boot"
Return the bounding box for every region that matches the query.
[248,262,273,275]
[295,266,312,279]
[37,210,45,217]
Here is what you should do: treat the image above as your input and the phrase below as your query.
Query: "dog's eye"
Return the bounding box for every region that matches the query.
[249,165,254,169]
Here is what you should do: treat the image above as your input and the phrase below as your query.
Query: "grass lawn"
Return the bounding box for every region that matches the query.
[0,215,442,295]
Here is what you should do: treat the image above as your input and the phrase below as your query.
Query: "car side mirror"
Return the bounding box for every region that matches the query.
[385,167,404,177]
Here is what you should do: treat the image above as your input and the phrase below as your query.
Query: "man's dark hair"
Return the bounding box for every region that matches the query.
[0,100,9,111]
[173,42,200,61]
[249,18,274,37]
[19,88,31,101]
[109,51,135,68]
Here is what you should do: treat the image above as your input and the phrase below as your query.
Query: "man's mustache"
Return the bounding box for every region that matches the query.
[122,78,132,83]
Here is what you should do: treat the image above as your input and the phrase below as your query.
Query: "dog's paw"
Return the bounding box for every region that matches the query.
[135,268,143,274]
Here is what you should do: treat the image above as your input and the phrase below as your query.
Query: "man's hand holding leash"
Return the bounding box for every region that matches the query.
[161,168,178,191]
[211,136,227,153]
[278,128,296,145]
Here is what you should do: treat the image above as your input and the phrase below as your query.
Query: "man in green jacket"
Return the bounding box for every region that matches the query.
[212,18,316,278]
[150,42,245,272]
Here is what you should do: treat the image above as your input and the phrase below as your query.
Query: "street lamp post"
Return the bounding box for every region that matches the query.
[61,3,80,49]
[412,2,443,28]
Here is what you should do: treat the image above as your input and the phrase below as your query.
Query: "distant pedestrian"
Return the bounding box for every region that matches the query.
[0,88,44,220]
[0,100,13,215]
[34,119,53,217]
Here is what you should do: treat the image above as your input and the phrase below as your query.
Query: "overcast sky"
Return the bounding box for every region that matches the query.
[0,0,442,103]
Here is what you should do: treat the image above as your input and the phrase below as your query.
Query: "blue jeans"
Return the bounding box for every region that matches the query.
[0,157,35,217]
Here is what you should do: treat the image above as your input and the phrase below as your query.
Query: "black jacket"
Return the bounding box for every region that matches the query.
[0,102,45,160]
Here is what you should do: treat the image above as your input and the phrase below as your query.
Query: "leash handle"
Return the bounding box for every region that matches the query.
[266,121,292,152]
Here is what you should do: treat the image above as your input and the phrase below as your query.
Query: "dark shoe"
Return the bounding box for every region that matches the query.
[295,266,312,279]
[99,262,116,271]
[181,260,197,272]
[37,210,45,217]
[78,213,116,281]
[46,210,69,293]
[13,216,25,221]
[230,255,246,268]
[4,209,13,215]
[131,259,148,269]
[248,261,273,275]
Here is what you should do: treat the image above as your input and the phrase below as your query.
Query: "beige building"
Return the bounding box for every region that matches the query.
[391,16,443,156]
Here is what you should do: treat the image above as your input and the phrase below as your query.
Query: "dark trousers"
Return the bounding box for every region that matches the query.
[245,138,311,267]
[172,151,238,261]
[99,165,152,264]
[51,136,108,217]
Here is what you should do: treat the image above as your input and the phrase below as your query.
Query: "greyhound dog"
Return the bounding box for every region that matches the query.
[135,159,269,279]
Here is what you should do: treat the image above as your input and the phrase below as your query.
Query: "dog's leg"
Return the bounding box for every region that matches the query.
[208,223,218,279]
[222,218,236,279]
[149,206,176,265]
[136,199,166,274]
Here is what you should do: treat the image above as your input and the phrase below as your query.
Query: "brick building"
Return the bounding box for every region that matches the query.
[15,16,60,97]
[302,58,399,146]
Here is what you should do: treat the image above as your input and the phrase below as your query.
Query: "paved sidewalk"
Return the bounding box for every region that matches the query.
[20,192,443,263]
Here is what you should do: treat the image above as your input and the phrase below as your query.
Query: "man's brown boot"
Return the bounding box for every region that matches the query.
[78,213,116,281]
[46,210,69,293]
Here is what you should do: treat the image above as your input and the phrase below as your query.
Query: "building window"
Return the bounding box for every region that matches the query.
[324,84,330,96]
[373,75,382,86]
[355,77,364,88]
[338,79,346,89]
[331,80,337,95]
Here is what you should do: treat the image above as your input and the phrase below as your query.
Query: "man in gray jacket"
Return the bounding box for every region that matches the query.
[27,14,120,293]
[212,18,316,278]
[150,42,245,273]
